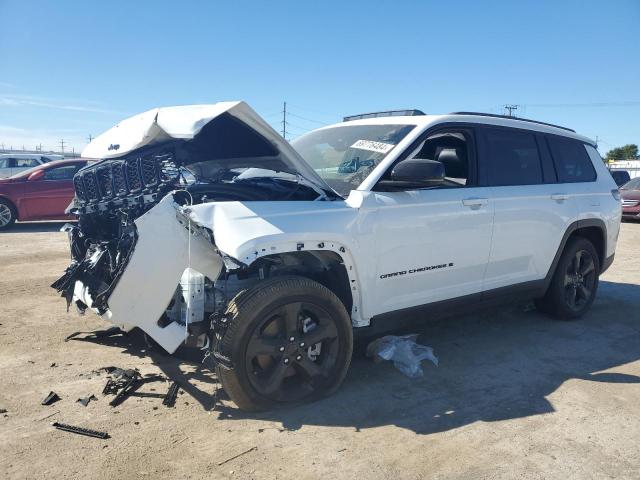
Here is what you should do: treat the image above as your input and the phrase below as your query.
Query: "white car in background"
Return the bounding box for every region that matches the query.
[54,102,621,411]
[0,153,64,178]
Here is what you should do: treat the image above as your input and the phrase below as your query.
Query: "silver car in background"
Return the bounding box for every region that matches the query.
[0,153,64,178]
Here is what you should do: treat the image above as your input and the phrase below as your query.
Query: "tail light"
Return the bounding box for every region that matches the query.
[611,189,621,201]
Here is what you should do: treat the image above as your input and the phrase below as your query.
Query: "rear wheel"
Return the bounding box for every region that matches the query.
[215,276,353,411]
[535,237,600,319]
[0,199,16,230]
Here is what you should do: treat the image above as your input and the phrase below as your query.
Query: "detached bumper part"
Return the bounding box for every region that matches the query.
[68,196,222,353]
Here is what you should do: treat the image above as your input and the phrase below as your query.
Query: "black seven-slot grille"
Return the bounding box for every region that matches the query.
[73,151,180,212]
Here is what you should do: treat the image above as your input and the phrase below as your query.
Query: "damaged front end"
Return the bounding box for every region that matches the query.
[52,102,334,353]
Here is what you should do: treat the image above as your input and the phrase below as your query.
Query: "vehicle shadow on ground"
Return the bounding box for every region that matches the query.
[68,329,220,410]
[0,221,69,233]
[70,280,640,435]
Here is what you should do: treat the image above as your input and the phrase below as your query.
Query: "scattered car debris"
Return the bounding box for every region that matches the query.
[163,382,180,407]
[52,422,109,439]
[0,408,7,414]
[366,334,438,378]
[101,367,165,407]
[41,391,61,405]
[217,446,257,466]
[77,394,98,407]
[107,370,142,407]
[50,362,57,367]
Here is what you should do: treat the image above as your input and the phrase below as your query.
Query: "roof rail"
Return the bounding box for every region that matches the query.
[343,109,426,122]
[449,112,575,132]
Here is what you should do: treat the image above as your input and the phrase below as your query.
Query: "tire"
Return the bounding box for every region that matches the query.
[0,199,16,230]
[215,275,353,411]
[535,237,600,320]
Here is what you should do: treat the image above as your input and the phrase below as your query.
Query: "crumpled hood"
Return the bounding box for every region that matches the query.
[81,101,330,192]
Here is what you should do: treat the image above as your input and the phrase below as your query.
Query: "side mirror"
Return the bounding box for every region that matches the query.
[27,170,45,181]
[383,159,445,189]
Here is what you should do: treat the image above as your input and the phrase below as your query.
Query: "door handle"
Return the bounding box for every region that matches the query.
[462,197,488,208]
[551,193,569,202]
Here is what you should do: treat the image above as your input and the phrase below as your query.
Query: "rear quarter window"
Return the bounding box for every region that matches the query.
[481,127,543,186]
[547,136,596,183]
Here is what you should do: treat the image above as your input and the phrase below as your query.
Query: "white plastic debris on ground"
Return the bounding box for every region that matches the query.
[366,334,438,378]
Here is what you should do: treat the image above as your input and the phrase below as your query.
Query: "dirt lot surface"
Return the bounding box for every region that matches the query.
[1,221,640,479]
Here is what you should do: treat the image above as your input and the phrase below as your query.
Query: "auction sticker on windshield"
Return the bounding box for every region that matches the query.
[350,139,395,154]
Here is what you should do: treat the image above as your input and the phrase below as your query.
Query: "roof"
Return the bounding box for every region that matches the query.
[321,113,595,145]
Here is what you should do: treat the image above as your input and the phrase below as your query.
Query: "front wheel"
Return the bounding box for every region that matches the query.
[535,237,600,319]
[215,276,353,411]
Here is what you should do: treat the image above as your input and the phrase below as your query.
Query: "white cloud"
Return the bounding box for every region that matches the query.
[0,94,128,116]
[0,124,87,153]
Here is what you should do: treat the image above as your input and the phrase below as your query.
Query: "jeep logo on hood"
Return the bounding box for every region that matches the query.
[108,144,120,151]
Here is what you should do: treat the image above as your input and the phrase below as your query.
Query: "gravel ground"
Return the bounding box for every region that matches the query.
[1,221,639,480]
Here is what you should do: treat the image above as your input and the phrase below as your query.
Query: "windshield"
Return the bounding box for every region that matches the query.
[291,124,415,196]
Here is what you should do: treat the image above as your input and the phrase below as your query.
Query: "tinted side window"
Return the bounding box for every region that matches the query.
[547,136,596,183]
[0,158,8,168]
[482,128,543,186]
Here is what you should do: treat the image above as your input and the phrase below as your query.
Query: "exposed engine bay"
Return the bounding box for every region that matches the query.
[52,104,351,354]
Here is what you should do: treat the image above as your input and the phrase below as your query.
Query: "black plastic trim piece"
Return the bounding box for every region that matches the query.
[601,253,615,274]
[542,218,607,290]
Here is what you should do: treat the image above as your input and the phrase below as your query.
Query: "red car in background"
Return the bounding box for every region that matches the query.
[0,159,90,229]
[621,177,640,221]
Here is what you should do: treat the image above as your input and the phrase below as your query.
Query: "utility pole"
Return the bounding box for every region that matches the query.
[503,104,519,117]
[88,134,93,143]
[281,101,287,140]
[59,139,66,154]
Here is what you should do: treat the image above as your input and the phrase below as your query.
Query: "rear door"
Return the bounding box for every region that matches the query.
[479,126,576,291]
[21,163,85,219]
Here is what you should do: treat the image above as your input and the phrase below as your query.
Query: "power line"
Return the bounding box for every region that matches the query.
[524,101,640,108]
[286,102,339,119]
[286,122,313,133]
[286,111,329,126]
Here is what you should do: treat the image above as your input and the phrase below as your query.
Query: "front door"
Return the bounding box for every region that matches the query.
[21,163,84,219]
[369,127,494,316]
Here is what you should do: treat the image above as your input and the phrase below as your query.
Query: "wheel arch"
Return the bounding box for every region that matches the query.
[243,245,364,327]
[545,218,607,288]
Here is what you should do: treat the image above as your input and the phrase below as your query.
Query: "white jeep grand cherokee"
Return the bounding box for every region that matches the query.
[54,102,622,410]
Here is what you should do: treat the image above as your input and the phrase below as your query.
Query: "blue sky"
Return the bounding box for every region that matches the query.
[0,0,638,154]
